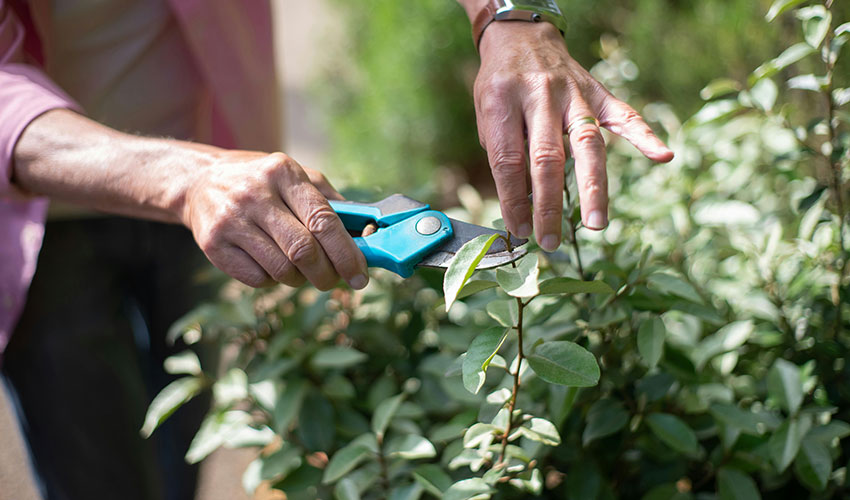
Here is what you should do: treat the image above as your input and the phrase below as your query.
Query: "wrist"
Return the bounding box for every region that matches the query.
[478,19,563,56]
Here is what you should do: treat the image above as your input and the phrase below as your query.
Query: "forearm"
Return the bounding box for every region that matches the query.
[12,109,216,225]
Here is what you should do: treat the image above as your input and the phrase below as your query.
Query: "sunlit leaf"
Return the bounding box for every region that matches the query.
[796,6,831,48]
[444,234,501,311]
[310,346,368,370]
[386,434,437,459]
[462,327,510,394]
[516,418,561,446]
[766,0,807,22]
[486,299,517,327]
[700,78,742,100]
[496,254,539,298]
[526,341,600,387]
[751,43,815,84]
[443,478,493,500]
[751,78,778,111]
[769,418,810,472]
[141,376,204,438]
[164,350,202,376]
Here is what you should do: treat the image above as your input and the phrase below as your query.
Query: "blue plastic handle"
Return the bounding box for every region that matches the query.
[330,199,453,278]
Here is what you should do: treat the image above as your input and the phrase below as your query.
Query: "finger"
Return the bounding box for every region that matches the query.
[565,94,608,230]
[525,92,566,252]
[230,223,308,288]
[206,244,277,288]
[304,168,345,201]
[594,94,674,163]
[276,161,369,290]
[476,86,532,237]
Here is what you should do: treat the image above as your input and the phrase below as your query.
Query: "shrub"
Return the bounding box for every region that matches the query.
[144,1,849,498]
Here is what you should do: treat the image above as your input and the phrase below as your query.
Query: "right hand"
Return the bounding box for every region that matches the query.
[180,151,369,290]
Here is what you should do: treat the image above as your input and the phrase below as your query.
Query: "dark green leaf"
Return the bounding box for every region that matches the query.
[583,399,629,446]
[273,380,307,434]
[717,467,761,500]
[638,317,666,368]
[767,359,803,415]
[323,443,374,483]
[444,234,501,311]
[807,420,850,445]
[710,403,779,435]
[794,437,831,491]
[310,346,368,370]
[462,327,510,394]
[297,392,335,451]
[334,478,361,500]
[647,273,702,303]
[646,413,700,456]
[526,341,600,387]
[412,464,453,496]
[769,418,809,472]
[496,254,540,298]
[537,278,614,296]
[372,394,405,439]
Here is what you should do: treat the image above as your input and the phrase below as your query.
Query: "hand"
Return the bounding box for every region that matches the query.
[474,22,674,251]
[181,151,369,290]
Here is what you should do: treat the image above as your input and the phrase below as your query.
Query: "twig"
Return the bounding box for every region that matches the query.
[564,174,585,278]
[499,296,525,465]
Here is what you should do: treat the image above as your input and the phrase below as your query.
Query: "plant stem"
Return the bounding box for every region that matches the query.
[376,435,390,497]
[564,174,585,278]
[499,296,525,465]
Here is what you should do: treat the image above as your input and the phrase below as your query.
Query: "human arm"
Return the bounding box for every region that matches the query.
[12,109,370,290]
[457,0,674,250]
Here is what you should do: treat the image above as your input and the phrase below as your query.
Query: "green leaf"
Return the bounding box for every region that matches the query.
[444,234,501,311]
[486,299,517,327]
[709,403,779,435]
[751,43,815,84]
[717,467,761,500]
[334,478,361,500]
[769,418,810,472]
[261,443,303,484]
[766,0,807,21]
[310,346,368,370]
[462,327,510,394]
[386,434,437,459]
[807,420,850,445]
[788,74,828,91]
[388,483,424,500]
[519,417,561,446]
[797,6,831,48]
[273,380,307,434]
[647,273,703,303]
[496,254,539,298]
[185,410,252,464]
[537,278,614,296]
[526,341,600,387]
[443,478,493,500]
[412,464,453,497]
[323,442,374,483]
[795,437,832,491]
[645,413,700,456]
[372,394,404,439]
[163,350,202,376]
[457,280,499,300]
[767,359,804,415]
[582,399,629,446]
[750,78,778,111]
[212,368,248,407]
[141,376,204,438]
[692,321,754,369]
[637,317,666,368]
[700,78,742,100]
[297,392,335,451]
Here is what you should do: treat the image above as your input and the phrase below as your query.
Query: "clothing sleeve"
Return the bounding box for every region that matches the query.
[0,1,81,197]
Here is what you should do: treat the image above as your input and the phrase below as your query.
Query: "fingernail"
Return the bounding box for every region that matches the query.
[517,223,532,238]
[586,210,607,230]
[540,234,559,252]
[349,274,368,290]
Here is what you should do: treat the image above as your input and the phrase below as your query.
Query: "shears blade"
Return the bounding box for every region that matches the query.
[416,218,527,270]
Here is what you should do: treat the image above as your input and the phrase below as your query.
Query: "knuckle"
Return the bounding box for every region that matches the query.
[490,150,526,174]
[268,257,296,283]
[287,234,319,266]
[534,206,563,221]
[304,206,340,236]
[573,128,604,149]
[530,143,566,168]
[581,175,608,197]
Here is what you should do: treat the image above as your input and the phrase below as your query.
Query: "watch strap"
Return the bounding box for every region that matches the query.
[471,1,501,51]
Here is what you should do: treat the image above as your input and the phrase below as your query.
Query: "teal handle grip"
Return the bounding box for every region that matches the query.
[351,210,453,277]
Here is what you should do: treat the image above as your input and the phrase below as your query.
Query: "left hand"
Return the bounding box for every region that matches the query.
[473,21,674,251]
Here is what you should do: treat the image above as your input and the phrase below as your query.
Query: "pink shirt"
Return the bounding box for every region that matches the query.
[0,0,280,355]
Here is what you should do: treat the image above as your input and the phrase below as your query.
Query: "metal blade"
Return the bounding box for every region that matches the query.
[417,218,527,270]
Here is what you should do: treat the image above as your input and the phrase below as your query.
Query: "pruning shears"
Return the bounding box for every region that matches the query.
[329,194,527,278]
